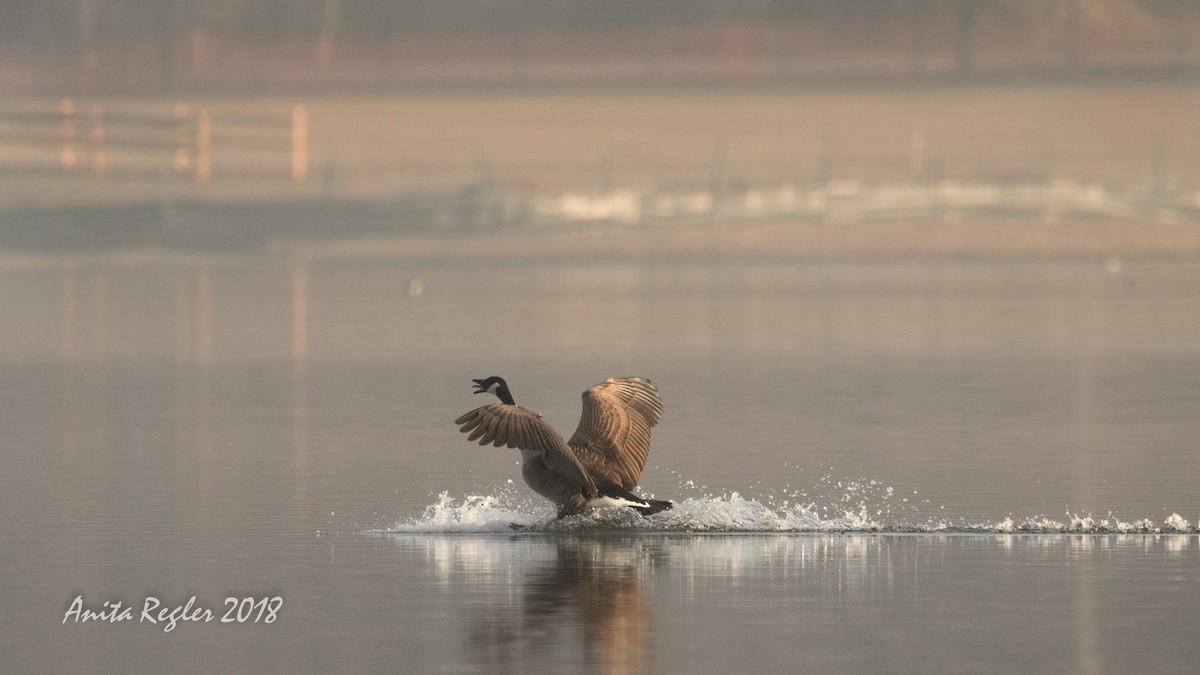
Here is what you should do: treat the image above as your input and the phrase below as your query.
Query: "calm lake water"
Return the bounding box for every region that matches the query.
[2,255,1197,673]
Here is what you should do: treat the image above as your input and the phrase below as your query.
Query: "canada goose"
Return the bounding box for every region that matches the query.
[455,376,673,519]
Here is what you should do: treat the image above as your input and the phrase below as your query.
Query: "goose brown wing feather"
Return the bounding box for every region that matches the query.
[479,412,500,446]
[454,408,481,427]
[459,410,488,443]
[455,403,598,497]
[567,377,664,491]
[491,412,510,447]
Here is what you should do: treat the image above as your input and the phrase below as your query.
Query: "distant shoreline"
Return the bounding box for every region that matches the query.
[5,217,1196,269]
[3,83,1199,261]
[278,217,1200,262]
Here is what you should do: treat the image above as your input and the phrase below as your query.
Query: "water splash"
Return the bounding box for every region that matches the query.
[383,486,1198,535]
[389,490,547,533]
[978,514,1194,535]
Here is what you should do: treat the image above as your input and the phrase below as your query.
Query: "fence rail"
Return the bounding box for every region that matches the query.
[0,99,307,184]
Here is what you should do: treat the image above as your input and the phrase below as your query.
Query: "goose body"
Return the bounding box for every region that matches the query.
[455,376,672,518]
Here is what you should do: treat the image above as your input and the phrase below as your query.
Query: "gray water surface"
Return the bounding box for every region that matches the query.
[2,258,1198,673]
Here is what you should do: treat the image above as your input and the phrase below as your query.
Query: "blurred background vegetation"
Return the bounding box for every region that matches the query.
[0,1,1196,94]
[2,1,1198,252]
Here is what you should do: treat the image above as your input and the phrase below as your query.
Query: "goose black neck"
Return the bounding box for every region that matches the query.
[496,384,516,405]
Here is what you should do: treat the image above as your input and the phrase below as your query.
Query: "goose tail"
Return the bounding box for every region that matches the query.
[632,499,673,516]
[590,481,673,517]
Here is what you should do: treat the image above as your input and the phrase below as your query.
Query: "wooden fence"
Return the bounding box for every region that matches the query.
[0,99,307,184]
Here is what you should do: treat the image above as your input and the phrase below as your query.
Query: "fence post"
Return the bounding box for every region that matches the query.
[172,103,191,174]
[195,110,212,184]
[599,147,615,193]
[1151,133,1166,197]
[815,130,833,183]
[88,104,106,174]
[709,137,727,226]
[291,105,308,181]
[909,130,925,178]
[58,98,77,170]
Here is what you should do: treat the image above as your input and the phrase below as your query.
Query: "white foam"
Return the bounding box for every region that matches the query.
[385,491,548,533]
[1164,513,1192,532]
[382,488,1199,535]
[954,513,1199,535]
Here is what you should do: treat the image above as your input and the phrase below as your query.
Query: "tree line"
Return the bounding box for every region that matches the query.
[3,1,1190,49]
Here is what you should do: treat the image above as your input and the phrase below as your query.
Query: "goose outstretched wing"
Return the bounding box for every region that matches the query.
[455,404,597,498]
[567,377,664,491]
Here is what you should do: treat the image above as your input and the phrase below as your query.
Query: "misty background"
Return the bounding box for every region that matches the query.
[3,5,1200,674]
[2,1,1200,252]
[2,0,1198,95]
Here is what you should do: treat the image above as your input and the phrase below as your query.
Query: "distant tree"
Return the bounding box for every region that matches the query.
[317,0,339,65]
[77,0,100,57]
[156,0,182,94]
[954,0,988,77]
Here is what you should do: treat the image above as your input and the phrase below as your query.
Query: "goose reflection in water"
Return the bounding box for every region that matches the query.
[467,536,660,675]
